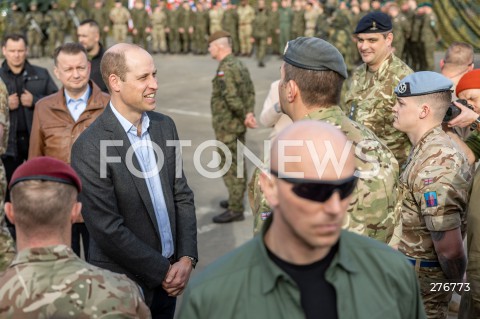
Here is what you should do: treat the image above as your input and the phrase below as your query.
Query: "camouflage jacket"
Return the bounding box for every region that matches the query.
[0,79,13,273]
[397,126,471,260]
[211,54,255,143]
[344,53,413,167]
[251,106,400,242]
[0,245,151,318]
[306,106,399,243]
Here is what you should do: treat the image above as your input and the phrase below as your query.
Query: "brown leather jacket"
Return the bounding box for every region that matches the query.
[29,81,110,164]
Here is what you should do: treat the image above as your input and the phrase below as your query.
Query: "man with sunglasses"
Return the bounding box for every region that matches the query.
[178,120,426,319]
[274,37,399,245]
[392,72,471,319]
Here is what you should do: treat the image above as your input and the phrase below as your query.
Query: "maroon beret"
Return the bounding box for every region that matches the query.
[9,157,82,192]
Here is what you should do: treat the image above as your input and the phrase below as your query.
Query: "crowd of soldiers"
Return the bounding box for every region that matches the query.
[1,0,439,70]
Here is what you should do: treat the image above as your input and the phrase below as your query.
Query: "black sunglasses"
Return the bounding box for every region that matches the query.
[270,169,358,203]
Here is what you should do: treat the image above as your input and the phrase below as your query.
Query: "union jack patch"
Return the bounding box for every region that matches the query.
[260,211,272,220]
[423,178,434,186]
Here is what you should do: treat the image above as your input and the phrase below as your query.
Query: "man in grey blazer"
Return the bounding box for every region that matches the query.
[71,43,197,319]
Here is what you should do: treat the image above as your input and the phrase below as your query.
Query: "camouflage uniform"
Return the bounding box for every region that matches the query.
[150,6,168,53]
[253,105,399,242]
[25,8,44,58]
[0,80,14,272]
[167,7,180,53]
[303,6,319,37]
[345,53,413,167]
[208,7,224,35]
[211,54,255,214]
[252,8,269,66]
[278,6,292,53]
[397,126,471,319]
[67,4,87,42]
[420,11,439,71]
[5,5,28,35]
[222,7,240,55]
[315,10,329,39]
[177,5,193,53]
[237,4,255,55]
[131,5,150,49]
[109,4,131,43]
[290,7,305,40]
[459,165,480,319]
[90,2,111,46]
[460,130,480,318]
[391,12,410,60]
[329,12,354,74]
[193,8,209,54]
[44,4,67,56]
[268,7,280,54]
[0,245,151,318]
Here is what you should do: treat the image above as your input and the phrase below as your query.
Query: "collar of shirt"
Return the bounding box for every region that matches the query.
[65,84,91,107]
[109,102,150,137]
[258,217,358,294]
[9,245,75,267]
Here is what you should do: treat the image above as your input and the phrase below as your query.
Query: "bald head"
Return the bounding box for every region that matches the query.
[271,121,355,180]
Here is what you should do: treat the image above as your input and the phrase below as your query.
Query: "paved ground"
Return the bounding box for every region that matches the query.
[29,48,478,318]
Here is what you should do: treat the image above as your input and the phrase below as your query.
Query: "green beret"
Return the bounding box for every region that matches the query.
[418,2,433,8]
[208,30,231,44]
[283,37,348,79]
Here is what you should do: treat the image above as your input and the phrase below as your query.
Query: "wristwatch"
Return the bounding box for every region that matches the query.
[181,256,197,269]
[471,116,480,130]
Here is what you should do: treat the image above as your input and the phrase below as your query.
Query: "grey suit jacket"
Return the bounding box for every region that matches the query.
[71,105,197,305]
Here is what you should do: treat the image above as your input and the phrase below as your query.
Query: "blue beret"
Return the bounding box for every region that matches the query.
[354,12,392,34]
[394,71,453,98]
[283,37,348,79]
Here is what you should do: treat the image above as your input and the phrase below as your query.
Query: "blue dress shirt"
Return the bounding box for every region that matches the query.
[65,85,91,122]
[110,103,174,258]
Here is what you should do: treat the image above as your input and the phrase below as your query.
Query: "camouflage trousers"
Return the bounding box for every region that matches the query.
[193,30,207,54]
[459,258,480,319]
[132,28,148,50]
[179,31,191,53]
[416,265,452,319]
[168,30,180,54]
[47,27,64,56]
[238,24,252,55]
[219,136,246,213]
[112,24,128,43]
[254,36,267,64]
[152,26,167,53]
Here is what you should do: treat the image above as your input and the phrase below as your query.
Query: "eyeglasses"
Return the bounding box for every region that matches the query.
[270,169,358,203]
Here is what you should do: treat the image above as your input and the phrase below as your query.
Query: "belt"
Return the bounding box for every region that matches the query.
[407,257,441,268]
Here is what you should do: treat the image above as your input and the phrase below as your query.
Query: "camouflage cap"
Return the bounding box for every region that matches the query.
[10,157,82,192]
[283,37,348,79]
[394,71,453,97]
[208,30,231,44]
[354,12,392,34]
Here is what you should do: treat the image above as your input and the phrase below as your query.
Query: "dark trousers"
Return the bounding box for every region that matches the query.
[72,223,89,260]
[2,132,30,239]
[150,287,177,319]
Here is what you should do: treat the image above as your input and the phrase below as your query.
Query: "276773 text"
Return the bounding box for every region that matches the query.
[430,283,470,292]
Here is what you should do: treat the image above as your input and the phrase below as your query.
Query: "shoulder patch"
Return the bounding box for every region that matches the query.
[217,71,225,77]
[424,191,438,207]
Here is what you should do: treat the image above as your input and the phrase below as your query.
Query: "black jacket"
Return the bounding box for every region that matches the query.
[90,45,108,93]
[0,60,58,157]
